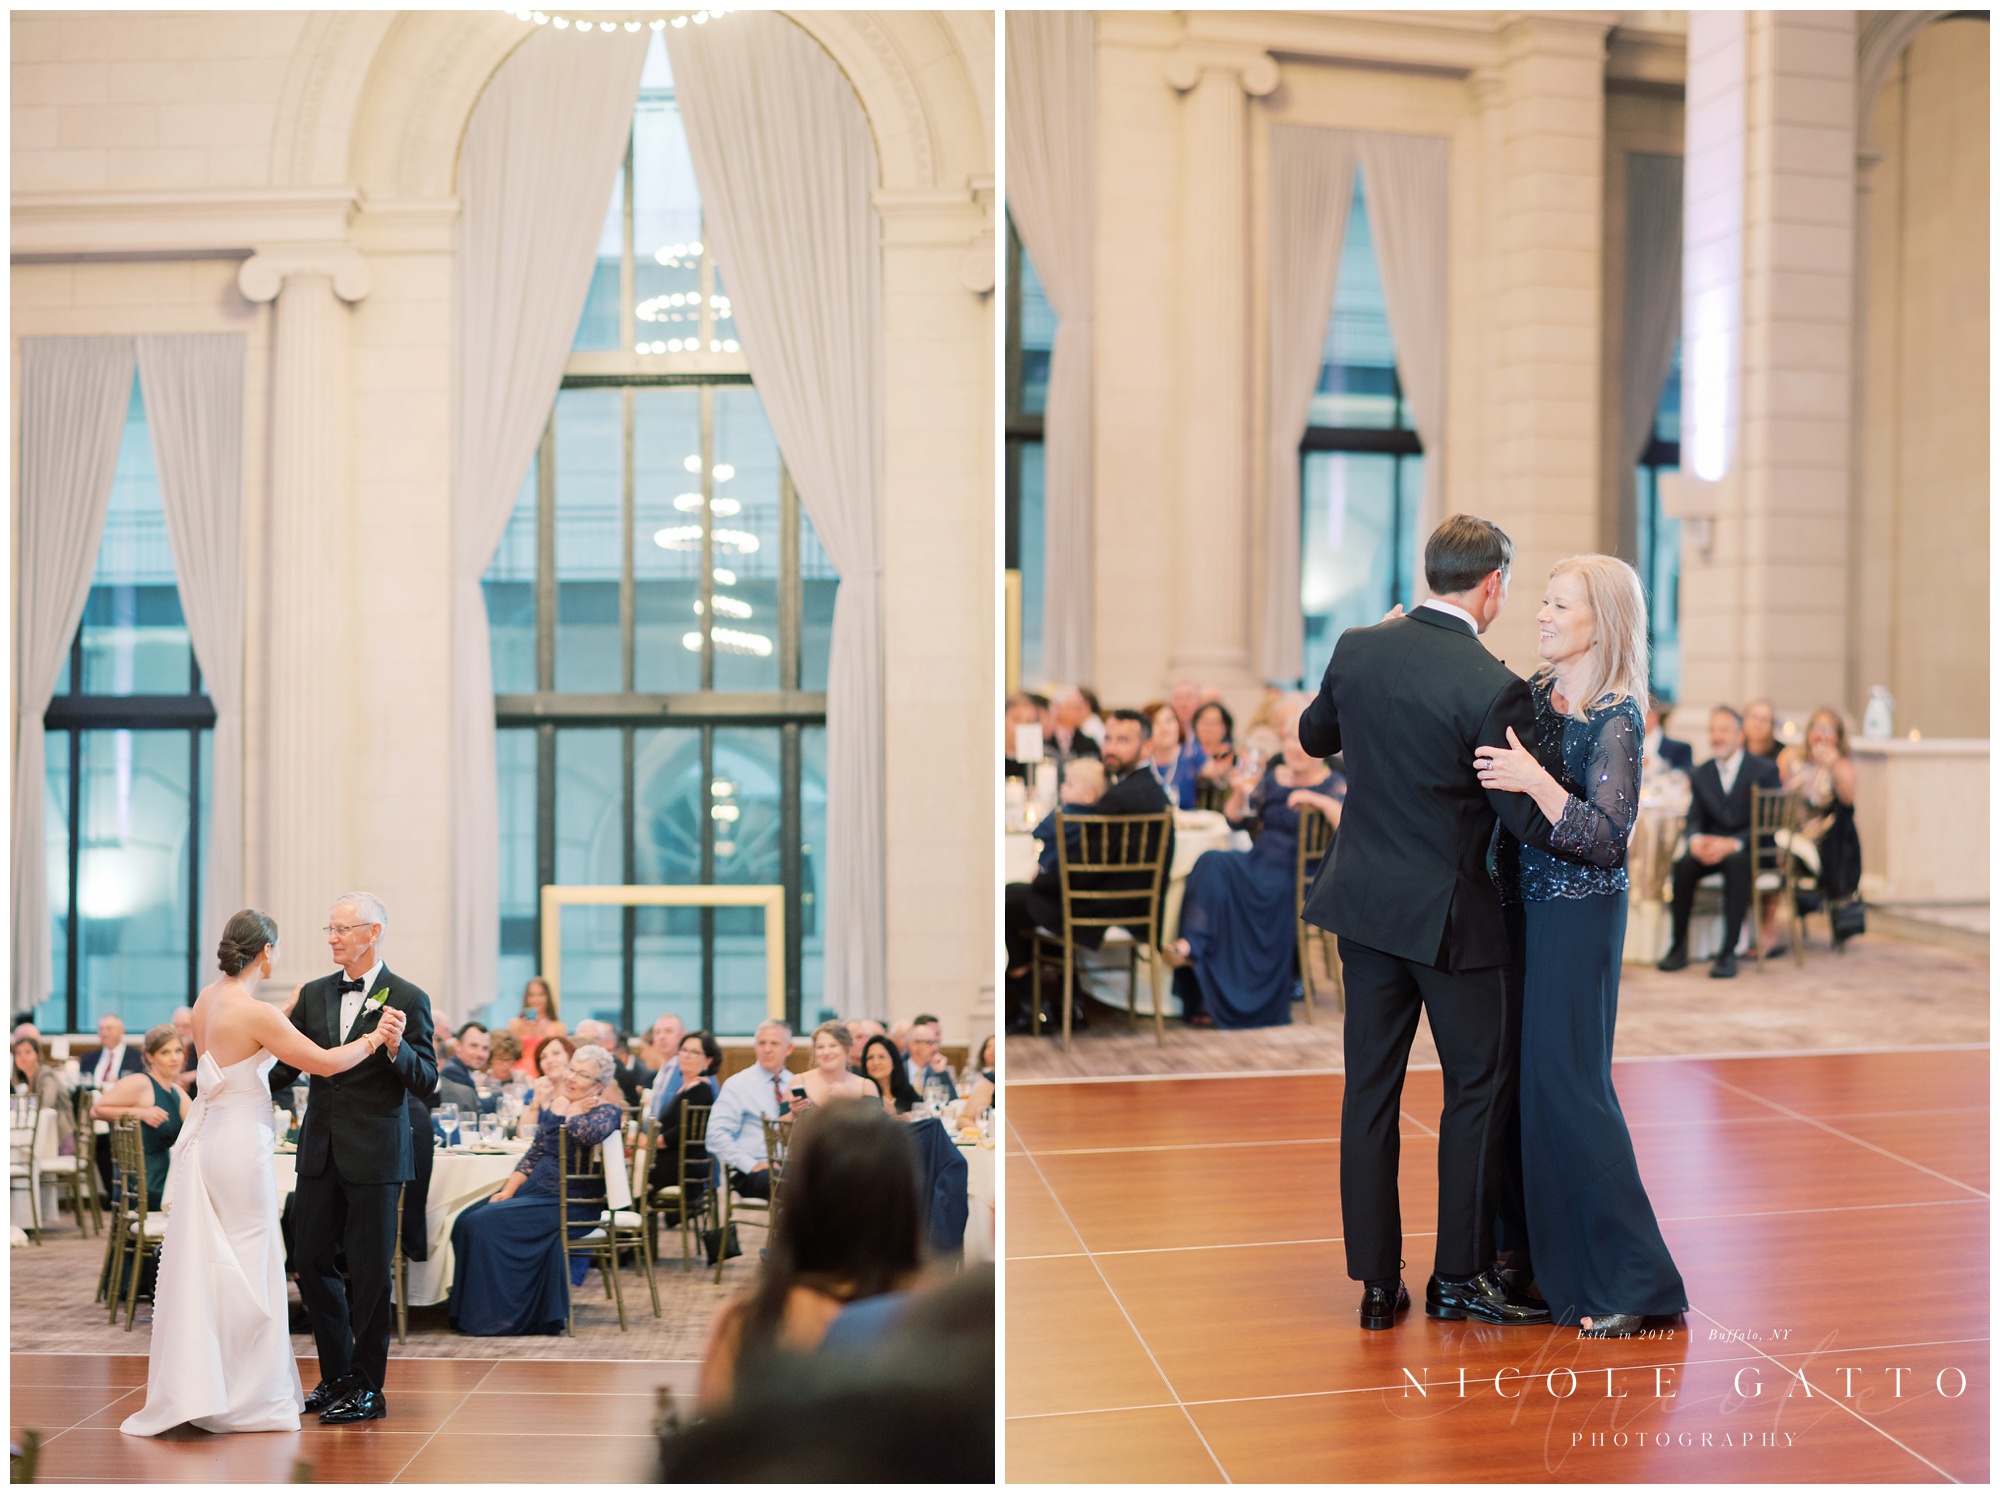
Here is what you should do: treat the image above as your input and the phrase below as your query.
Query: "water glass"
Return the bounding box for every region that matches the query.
[479,1115,501,1147]
[438,1102,460,1147]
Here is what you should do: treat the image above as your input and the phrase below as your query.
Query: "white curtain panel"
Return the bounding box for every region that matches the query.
[1619,153,1685,559]
[1005,10,1097,686]
[665,13,888,1017]
[1354,132,1451,582]
[449,27,648,1017]
[1262,125,1356,684]
[13,337,139,1010]
[137,334,248,947]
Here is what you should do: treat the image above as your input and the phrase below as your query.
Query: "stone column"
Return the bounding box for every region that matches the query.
[1164,44,1276,688]
[239,249,372,989]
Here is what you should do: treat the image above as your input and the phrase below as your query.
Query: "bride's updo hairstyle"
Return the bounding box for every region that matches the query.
[218,909,280,978]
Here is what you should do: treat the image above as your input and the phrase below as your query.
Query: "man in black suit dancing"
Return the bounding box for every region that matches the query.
[267,892,438,1424]
[1298,515,1556,1332]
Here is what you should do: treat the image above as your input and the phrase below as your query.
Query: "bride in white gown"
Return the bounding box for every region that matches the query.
[121,910,404,1437]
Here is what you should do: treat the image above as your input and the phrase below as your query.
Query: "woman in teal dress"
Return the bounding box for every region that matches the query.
[93,1024,190,1297]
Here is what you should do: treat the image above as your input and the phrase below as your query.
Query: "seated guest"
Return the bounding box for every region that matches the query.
[959,1035,995,1093]
[12,1036,74,1155]
[486,1030,524,1090]
[1645,694,1694,775]
[12,1021,41,1046]
[1002,692,1046,781]
[1048,687,1101,773]
[861,1035,921,1116]
[170,1006,199,1091]
[437,1022,497,1115]
[904,1018,957,1103]
[1143,703,1200,809]
[799,1022,874,1107]
[708,1020,798,1201]
[1170,679,1203,744]
[1777,707,1863,950]
[1002,708,1175,1032]
[648,1029,722,1200]
[1658,705,1785,979]
[1742,697,1780,762]
[507,975,567,1072]
[517,1031,576,1130]
[889,1019,913,1055]
[698,1099,925,1410]
[85,1014,143,1088]
[92,1025,190,1209]
[572,1019,648,1107]
[447,1043,624,1336]
[1189,700,1237,810]
[640,1013,689,1117]
[845,1017,886,1070]
[1165,702,1345,1028]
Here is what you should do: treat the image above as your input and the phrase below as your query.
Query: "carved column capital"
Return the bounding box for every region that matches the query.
[238,246,373,306]
[1164,43,1279,99]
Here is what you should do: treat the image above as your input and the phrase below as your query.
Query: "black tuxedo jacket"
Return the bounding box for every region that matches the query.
[1297,606,1558,972]
[1685,753,1784,841]
[1656,734,1694,773]
[268,965,439,1186]
[1027,766,1176,950]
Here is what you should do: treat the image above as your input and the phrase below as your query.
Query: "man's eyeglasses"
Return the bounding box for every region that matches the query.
[323,922,378,937]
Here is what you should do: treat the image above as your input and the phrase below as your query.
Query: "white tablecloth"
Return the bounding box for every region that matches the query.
[10,1111,60,1231]
[275,1145,526,1307]
[959,1139,995,1263]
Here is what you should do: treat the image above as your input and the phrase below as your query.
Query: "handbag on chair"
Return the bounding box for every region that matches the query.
[1829,897,1866,945]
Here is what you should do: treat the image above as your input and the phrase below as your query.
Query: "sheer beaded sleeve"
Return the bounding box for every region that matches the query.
[1545,704,1642,870]
[562,1101,624,1149]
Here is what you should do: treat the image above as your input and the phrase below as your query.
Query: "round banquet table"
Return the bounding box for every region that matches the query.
[274,1143,526,1306]
[958,1136,995,1263]
[1624,800,1688,963]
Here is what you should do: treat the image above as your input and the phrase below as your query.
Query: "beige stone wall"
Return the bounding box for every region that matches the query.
[12,10,995,1040]
[1853,18,1989,740]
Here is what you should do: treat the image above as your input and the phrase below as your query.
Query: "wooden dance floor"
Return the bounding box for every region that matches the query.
[1006,1048,1988,1483]
[9,1355,692,1481]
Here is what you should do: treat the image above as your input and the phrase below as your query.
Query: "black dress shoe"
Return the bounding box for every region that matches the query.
[1426,1269,1552,1326]
[320,1388,387,1425]
[1359,1279,1409,1331]
[1579,1313,1644,1338]
[1709,950,1738,979]
[1492,1259,1546,1309]
[302,1377,353,1415]
[1656,943,1689,972]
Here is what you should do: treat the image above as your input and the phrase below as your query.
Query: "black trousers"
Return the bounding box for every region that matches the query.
[1669,848,1752,955]
[731,1168,772,1201]
[1336,937,1513,1282]
[291,1152,400,1395]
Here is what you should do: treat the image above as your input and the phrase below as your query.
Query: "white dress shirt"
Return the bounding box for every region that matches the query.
[90,1043,129,1087]
[1713,749,1744,798]
[708,1061,794,1174]
[336,959,384,1041]
[1418,597,1480,632]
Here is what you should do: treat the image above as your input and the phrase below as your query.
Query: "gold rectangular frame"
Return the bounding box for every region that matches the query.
[538,884,787,1025]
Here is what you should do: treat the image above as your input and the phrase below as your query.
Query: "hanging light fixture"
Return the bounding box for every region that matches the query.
[505,6,737,31]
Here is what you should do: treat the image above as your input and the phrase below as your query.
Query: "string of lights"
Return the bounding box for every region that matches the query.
[501,6,736,31]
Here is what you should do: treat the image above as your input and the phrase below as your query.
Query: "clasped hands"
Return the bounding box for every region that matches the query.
[372,1006,406,1056]
[1686,833,1742,866]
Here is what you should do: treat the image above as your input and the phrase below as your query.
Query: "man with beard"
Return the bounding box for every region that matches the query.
[1002,708,1174,1033]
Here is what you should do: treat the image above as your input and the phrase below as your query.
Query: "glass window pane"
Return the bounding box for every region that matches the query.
[484,464,539,694]
[712,728,780,1037]
[494,727,539,1029]
[1300,451,1422,668]
[1310,178,1401,431]
[554,729,623,1022]
[1013,440,1045,688]
[801,725,825,1019]
[1018,246,1054,416]
[711,387,780,691]
[633,34,707,355]
[82,378,193,696]
[632,726,704,1030]
[553,389,623,693]
[634,388,704,693]
[77,729,193,1033]
[572,157,625,353]
[43,732,70,1030]
[1654,343,1682,446]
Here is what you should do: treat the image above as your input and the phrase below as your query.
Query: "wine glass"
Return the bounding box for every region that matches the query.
[437,1102,460,1148]
[479,1114,501,1147]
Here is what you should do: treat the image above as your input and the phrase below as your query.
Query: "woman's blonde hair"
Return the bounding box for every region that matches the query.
[1544,555,1650,722]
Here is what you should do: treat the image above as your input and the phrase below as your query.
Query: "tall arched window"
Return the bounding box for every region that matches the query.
[1635,346,1682,696]
[482,33,836,1037]
[41,379,214,1034]
[1299,175,1424,672]
[1004,218,1054,688]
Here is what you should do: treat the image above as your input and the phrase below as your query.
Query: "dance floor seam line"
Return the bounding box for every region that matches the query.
[1009,1121,1236,1484]
[34,1388,140,1447]
[390,1359,498,1483]
[1686,1306,1960,1484]
[1702,1073,1992,1200]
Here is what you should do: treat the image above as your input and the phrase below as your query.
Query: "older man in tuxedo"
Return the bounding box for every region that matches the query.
[1657,706,1785,979]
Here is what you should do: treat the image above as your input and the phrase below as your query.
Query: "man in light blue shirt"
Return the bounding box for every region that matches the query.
[708,1019,796,1201]
[904,1017,957,1102]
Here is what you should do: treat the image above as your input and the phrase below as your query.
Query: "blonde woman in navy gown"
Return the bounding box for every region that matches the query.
[1475,555,1686,1337]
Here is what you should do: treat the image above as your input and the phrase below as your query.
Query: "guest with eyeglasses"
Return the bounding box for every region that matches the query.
[647,1030,722,1205]
[708,1021,798,1202]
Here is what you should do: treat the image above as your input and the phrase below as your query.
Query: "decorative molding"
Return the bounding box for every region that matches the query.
[1164,43,1280,97]
[352,197,461,256]
[11,187,360,260]
[1856,10,1950,144]
[239,247,373,306]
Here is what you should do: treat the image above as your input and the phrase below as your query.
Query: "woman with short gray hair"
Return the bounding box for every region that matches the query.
[446,1043,624,1336]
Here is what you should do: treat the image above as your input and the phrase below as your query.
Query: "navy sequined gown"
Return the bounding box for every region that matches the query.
[1494,677,1686,1327]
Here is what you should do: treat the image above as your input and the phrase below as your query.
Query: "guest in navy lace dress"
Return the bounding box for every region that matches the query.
[447,1043,623,1336]
[1166,703,1345,1029]
[1479,556,1686,1337]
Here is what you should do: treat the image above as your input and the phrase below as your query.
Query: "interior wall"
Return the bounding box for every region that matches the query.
[1854,18,1989,739]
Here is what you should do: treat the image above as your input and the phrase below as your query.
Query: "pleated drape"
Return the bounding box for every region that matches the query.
[1618,153,1686,560]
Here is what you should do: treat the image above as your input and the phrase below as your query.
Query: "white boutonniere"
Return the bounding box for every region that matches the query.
[364,988,392,1015]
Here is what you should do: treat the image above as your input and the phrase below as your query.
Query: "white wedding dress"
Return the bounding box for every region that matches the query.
[121,1050,304,1436]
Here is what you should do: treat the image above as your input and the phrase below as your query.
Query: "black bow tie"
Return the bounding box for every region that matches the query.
[337,977,366,995]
